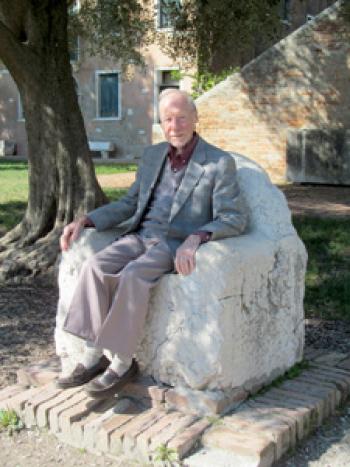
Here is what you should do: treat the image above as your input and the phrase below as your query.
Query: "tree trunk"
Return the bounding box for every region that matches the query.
[0,1,107,282]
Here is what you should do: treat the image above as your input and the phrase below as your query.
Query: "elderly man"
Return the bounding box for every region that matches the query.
[57,89,248,398]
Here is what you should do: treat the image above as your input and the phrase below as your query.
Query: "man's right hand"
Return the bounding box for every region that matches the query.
[60,216,89,251]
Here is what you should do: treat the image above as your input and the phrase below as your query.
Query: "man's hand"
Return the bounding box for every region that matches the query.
[60,216,89,251]
[175,234,201,276]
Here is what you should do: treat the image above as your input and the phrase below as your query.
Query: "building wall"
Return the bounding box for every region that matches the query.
[0,43,193,159]
[73,44,193,159]
[154,1,349,183]
[0,69,27,156]
[0,0,338,160]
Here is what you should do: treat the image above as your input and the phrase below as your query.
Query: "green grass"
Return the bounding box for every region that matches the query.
[0,160,131,233]
[293,216,350,321]
[0,161,29,235]
[0,162,29,204]
[94,163,137,175]
[154,443,178,463]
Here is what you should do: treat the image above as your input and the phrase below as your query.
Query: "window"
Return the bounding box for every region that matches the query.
[158,70,180,93]
[154,68,180,122]
[68,1,80,62]
[96,71,121,119]
[156,0,180,29]
[280,0,291,26]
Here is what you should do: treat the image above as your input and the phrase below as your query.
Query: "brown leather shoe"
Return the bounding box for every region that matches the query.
[84,359,139,399]
[56,355,110,389]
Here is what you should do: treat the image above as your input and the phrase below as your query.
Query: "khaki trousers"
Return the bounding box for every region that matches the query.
[63,234,174,357]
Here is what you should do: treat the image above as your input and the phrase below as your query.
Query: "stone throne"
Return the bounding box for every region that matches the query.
[55,154,307,414]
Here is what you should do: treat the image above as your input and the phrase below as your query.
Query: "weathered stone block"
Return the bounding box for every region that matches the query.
[56,154,306,411]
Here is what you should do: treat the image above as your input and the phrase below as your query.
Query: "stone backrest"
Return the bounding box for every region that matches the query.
[234,153,295,239]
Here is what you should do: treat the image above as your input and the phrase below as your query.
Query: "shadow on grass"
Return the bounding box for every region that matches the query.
[0,201,26,236]
[0,161,28,171]
[293,216,350,321]
[104,188,127,201]
[0,190,126,237]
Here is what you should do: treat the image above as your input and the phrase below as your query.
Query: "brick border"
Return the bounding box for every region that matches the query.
[0,348,348,465]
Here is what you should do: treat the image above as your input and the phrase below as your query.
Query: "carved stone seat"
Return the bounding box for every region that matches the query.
[55,153,307,411]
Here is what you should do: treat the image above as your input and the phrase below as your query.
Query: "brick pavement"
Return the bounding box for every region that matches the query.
[0,348,349,466]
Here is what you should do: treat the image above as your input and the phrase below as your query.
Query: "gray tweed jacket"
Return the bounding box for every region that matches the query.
[87,136,248,255]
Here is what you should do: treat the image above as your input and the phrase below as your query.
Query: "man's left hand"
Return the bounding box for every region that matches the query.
[175,234,201,275]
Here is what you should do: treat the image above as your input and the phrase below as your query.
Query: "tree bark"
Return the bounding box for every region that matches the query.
[0,0,107,282]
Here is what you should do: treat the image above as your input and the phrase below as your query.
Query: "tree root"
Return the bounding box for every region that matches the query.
[0,229,61,283]
[0,223,26,249]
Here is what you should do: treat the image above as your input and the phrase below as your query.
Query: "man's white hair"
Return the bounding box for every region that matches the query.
[158,88,197,113]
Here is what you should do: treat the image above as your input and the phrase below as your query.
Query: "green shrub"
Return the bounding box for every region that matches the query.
[0,408,24,435]
[191,67,240,98]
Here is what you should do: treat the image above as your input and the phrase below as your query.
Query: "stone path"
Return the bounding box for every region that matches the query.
[1,349,350,466]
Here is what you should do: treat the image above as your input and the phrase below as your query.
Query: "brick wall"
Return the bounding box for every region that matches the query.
[154,1,350,183]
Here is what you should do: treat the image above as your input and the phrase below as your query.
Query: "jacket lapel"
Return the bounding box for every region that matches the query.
[169,138,206,222]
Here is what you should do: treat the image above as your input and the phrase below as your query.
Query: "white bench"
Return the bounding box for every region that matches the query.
[88,141,115,160]
[0,140,16,156]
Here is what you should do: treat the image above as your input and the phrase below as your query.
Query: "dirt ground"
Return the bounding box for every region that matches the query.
[97,173,136,189]
[278,184,350,218]
[1,180,350,466]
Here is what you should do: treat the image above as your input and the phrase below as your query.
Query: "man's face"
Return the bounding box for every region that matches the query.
[159,94,198,149]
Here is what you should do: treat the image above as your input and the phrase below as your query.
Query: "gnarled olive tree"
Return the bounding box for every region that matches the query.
[0,0,151,281]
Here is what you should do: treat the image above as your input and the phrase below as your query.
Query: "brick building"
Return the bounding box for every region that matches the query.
[154,1,349,184]
[0,0,337,168]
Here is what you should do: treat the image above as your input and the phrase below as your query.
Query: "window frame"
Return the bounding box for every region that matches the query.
[155,0,181,31]
[95,70,122,121]
[153,66,181,123]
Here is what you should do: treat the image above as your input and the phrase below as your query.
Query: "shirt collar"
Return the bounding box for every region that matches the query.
[168,132,199,171]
